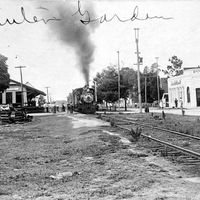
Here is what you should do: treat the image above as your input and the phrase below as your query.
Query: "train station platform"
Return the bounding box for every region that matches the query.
[29,112,54,117]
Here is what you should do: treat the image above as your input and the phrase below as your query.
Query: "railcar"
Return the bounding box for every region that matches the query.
[68,85,98,114]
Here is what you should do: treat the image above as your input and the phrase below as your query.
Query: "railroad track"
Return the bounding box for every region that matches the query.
[101,114,200,165]
[122,117,200,141]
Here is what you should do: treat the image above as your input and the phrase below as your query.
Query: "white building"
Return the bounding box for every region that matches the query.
[0,79,46,106]
[168,67,200,108]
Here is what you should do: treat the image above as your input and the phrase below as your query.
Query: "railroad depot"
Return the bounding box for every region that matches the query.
[0,79,46,108]
[168,67,200,108]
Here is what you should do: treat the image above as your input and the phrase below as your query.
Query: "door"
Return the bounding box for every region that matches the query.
[6,92,12,104]
[16,92,22,104]
[196,88,200,106]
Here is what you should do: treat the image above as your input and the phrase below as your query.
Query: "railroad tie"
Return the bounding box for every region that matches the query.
[166,151,182,156]
[184,159,200,163]
[183,162,200,165]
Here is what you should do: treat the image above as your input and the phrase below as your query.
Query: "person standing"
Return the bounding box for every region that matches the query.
[70,103,73,113]
[56,105,59,112]
[163,97,166,108]
[180,97,183,108]
[67,104,70,113]
[174,98,178,108]
[62,103,66,112]
[53,104,56,114]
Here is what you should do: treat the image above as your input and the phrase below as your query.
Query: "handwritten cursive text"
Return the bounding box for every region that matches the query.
[0,7,60,26]
[73,1,173,25]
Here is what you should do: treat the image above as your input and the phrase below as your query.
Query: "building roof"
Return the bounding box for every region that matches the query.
[25,81,35,88]
[183,66,200,70]
[10,79,46,97]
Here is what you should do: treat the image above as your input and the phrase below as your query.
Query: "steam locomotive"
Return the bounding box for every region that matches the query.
[67,85,98,114]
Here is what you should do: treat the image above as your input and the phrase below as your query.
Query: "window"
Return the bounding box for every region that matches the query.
[187,87,190,103]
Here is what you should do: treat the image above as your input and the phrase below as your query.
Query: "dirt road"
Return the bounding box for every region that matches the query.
[0,112,200,200]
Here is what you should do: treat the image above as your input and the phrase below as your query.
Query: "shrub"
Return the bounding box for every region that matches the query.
[129,127,142,142]
[110,121,115,127]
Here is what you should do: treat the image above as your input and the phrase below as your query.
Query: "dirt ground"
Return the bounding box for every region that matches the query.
[0,112,200,200]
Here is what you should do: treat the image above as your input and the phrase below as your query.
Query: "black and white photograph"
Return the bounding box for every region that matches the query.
[0,0,200,199]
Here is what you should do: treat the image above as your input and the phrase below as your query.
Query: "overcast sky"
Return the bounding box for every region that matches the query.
[1,0,200,100]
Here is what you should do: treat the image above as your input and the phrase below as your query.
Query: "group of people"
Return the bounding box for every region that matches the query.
[44,103,74,113]
[174,97,183,108]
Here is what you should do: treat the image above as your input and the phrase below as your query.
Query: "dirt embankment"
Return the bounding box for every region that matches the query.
[0,113,200,200]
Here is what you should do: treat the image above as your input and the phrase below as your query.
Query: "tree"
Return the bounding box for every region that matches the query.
[0,54,10,92]
[120,67,138,110]
[94,66,118,106]
[94,66,139,110]
[141,65,164,103]
[163,55,183,77]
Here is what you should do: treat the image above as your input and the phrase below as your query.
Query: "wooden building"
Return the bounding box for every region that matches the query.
[0,79,46,106]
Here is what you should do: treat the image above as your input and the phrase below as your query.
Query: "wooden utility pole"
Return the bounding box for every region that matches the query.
[117,51,120,110]
[93,80,97,102]
[45,87,50,103]
[145,75,147,104]
[155,57,160,108]
[134,28,142,113]
[143,67,148,105]
[15,66,26,107]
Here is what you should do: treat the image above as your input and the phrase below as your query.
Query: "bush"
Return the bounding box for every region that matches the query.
[129,127,142,142]
[110,121,115,127]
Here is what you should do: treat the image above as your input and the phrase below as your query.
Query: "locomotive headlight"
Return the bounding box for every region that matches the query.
[84,93,94,103]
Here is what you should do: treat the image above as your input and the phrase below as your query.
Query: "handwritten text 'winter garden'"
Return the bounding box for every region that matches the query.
[0,1,173,27]
[73,1,173,25]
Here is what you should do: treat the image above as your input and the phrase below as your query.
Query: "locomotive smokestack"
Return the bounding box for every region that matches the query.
[41,1,99,84]
[84,83,89,90]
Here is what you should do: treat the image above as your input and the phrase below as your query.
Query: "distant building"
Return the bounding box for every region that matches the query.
[168,67,200,108]
[0,79,46,106]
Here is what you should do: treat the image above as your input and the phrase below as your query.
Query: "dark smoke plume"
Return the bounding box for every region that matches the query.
[42,1,98,85]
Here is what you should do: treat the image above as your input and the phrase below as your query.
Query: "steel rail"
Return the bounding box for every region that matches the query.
[124,117,200,141]
[116,124,200,159]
